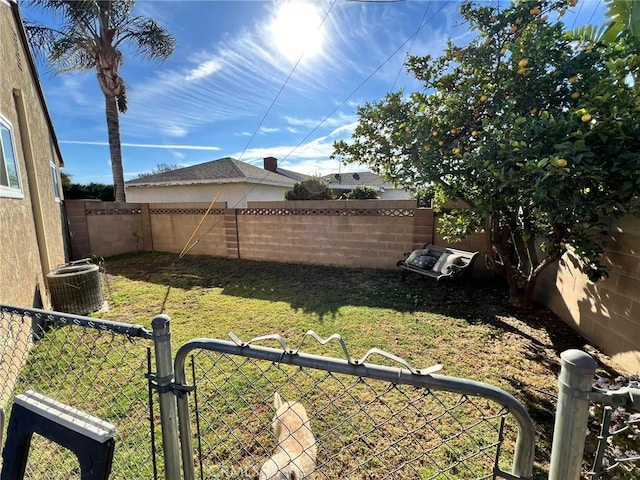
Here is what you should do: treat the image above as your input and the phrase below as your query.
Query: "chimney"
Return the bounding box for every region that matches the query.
[264,156,278,172]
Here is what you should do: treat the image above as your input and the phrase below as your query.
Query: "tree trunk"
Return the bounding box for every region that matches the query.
[104,94,126,202]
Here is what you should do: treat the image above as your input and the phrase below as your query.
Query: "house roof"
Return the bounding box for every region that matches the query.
[126,157,297,188]
[274,167,310,183]
[10,0,64,167]
[320,172,393,191]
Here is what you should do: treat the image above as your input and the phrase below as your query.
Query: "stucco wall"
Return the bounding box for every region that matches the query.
[125,182,291,208]
[0,1,66,308]
[535,216,640,373]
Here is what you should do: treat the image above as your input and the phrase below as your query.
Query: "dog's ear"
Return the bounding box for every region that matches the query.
[288,469,300,480]
[274,392,282,410]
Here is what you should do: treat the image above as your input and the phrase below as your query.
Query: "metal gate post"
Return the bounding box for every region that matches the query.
[548,349,597,480]
[152,315,181,480]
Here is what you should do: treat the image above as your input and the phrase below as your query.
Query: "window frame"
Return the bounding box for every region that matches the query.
[0,113,24,199]
[50,161,61,202]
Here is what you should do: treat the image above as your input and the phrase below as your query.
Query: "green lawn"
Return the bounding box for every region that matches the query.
[15,252,625,479]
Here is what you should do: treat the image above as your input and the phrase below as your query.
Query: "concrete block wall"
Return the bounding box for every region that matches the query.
[239,200,418,269]
[66,199,640,371]
[535,216,640,373]
[64,200,92,260]
[148,202,228,257]
[84,201,146,258]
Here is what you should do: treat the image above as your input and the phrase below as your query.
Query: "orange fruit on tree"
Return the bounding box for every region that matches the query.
[571,92,580,99]
[518,58,529,68]
[568,76,578,83]
[581,113,592,122]
[480,94,488,103]
[557,159,567,167]
[530,6,541,15]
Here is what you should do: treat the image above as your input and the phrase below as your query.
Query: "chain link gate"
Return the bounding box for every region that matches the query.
[0,304,161,479]
[172,331,536,480]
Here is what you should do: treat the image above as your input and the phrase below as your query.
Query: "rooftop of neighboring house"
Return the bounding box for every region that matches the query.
[262,157,399,192]
[262,156,310,182]
[126,157,296,187]
[320,171,397,191]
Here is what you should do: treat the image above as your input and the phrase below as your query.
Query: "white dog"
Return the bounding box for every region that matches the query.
[259,392,317,480]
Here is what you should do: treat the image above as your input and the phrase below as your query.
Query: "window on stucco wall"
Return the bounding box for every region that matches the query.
[0,113,23,199]
[50,161,60,202]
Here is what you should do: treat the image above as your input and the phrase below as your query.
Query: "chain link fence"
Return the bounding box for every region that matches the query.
[8,303,637,480]
[0,305,158,480]
[173,334,536,480]
[586,376,640,479]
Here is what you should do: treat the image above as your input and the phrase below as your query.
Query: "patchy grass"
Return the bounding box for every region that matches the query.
[95,252,627,478]
[15,251,627,479]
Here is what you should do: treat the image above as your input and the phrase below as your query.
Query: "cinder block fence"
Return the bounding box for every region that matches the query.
[63,200,640,374]
[65,199,486,270]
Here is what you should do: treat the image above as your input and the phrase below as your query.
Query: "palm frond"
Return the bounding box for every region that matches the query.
[567,22,626,44]
[116,16,176,60]
[50,36,97,72]
[23,22,58,61]
[569,0,637,43]
[116,82,127,113]
[108,0,135,30]
[601,0,639,38]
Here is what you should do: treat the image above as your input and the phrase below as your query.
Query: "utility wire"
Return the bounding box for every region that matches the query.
[236,0,337,164]
[277,0,451,165]
[179,0,452,255]
[391,1,432,91]
[176,0,337,257]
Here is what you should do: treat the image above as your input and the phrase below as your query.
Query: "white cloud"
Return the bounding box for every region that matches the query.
[236,118,358,174]
[163,124,189,138]
[185,59,222,81]
[61,140,221,151]
[284,112,357,129]
[259,126,280,134]
[329,121,357,137]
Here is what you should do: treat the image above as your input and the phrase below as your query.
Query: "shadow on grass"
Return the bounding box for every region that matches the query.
[104,252,623,479]
[106,252,589,356]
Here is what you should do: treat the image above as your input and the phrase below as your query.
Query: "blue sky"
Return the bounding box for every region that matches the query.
[20,0,605,184]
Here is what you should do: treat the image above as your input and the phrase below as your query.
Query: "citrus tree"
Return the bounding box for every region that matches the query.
[334,0,640,308]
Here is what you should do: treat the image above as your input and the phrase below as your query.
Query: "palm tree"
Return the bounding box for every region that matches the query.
[25,0,176,201]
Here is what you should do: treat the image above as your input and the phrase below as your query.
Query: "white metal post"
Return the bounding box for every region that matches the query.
[548,349,597,480]
[152,315,181,480]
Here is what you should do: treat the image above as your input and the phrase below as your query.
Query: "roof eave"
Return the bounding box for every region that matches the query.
[11,1,65,167]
